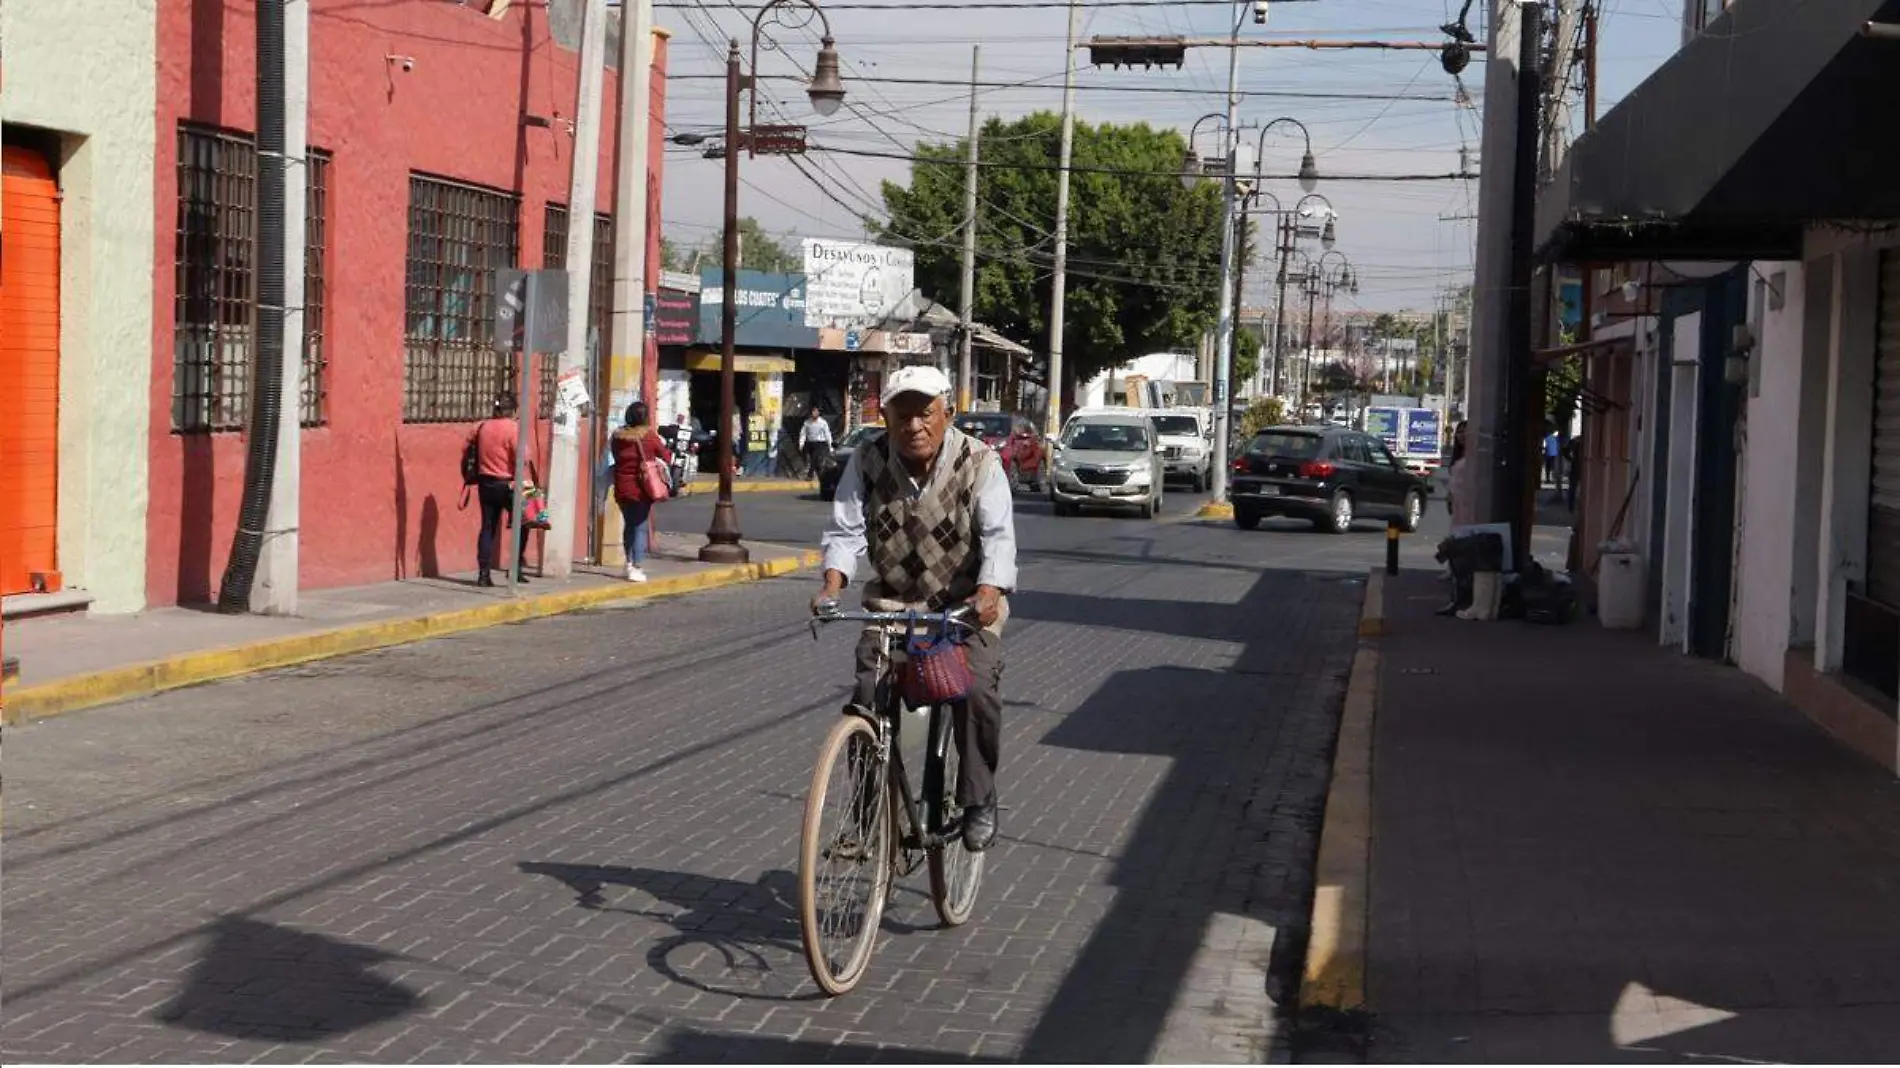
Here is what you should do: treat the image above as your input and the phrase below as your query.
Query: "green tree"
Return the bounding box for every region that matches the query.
[875,113,1225,387]
[659,235,685,272]
[1240,396,1286,438]
[735,217,801,273]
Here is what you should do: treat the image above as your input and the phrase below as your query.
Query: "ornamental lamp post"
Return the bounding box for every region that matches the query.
[700,0,846,565]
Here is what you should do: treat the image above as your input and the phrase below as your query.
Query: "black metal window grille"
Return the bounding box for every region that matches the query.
[403,174,521,423]
[302,150,330,426]
[174,127,256,433]
[539,205,615,417]
[173,126,332,433]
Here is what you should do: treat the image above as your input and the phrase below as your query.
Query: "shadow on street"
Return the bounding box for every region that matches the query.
[154,916,423,1042]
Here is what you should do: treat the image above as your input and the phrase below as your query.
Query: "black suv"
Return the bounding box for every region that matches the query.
[1229,425,1428,534]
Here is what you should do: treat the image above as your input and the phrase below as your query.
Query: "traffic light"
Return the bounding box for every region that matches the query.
[1086,36,1188,70]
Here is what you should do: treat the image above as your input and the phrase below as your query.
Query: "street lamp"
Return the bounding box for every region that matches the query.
[701,0,846,565]
[1255,117,1319,196]
[1180,111,1227,189]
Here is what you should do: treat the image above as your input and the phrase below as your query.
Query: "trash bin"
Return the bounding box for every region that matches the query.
[1597,551,1644,630]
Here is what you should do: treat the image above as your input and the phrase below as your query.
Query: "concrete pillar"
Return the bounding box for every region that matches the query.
[1815,247,1878,673]
[1790,259,1830,650]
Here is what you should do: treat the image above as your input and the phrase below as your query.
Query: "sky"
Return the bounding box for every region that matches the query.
[652,0,1686,317]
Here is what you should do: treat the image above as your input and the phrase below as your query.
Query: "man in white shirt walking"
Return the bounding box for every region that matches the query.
[801,407,835,481]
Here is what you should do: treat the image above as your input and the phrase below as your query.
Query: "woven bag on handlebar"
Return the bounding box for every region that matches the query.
[902,632,974,706]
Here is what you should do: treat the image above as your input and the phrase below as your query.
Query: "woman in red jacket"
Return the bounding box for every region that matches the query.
[608,401,674,583]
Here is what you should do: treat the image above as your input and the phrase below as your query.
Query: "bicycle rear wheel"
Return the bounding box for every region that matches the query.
[926,706,986,927]
[799,714,893,995]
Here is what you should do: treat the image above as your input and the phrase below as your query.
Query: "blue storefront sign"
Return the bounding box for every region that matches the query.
[697,269,819,349]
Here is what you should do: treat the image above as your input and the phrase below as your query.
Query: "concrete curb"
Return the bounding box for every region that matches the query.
[1299,566,1379,1014]
[2,551,820,726]
[679,479,816,496]
[1358,568,1386,637]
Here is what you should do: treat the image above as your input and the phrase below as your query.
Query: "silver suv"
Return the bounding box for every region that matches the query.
[1048,411,1165,519]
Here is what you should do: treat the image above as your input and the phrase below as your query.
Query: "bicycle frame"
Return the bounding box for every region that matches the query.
[814,606,975,857]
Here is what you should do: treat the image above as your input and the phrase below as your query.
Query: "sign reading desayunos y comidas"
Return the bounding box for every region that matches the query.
[801,239,914,329]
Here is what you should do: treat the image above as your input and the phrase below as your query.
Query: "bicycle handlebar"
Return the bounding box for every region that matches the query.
[810,600,980,637]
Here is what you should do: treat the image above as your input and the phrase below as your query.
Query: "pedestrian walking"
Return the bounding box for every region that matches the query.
[1543,429,1561,486]
[467,394,530,587]
[608,401,674,584]
[1445,420,1471,521]
[801,407,834,480]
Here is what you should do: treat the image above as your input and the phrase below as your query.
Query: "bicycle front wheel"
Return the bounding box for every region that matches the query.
[799,714,893,996]
[926,707,986,927]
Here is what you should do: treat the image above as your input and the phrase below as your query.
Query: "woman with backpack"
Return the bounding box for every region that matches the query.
[608,400,674,583]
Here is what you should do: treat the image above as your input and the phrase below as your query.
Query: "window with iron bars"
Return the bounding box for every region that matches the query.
[403,175,521,423]
[540,204,615,418]
[173,125,331,432]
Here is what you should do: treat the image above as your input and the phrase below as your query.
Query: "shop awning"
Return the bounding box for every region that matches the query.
[684,350,797,373]
[1536,0,1900,262]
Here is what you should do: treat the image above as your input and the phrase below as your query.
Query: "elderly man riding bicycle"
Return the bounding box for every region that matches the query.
[814,365,1018,854]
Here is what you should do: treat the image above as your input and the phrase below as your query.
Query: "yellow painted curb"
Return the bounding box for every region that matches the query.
[1300,565,1379,1012]
[1358,568,1386,637]
[1194,501,1235,520]
[677,480,817,496]
[3,551,821,726]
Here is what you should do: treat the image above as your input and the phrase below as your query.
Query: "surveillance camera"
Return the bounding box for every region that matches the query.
[401,57,415,72]
[387,54,416,72]
[1253,1,1269,24]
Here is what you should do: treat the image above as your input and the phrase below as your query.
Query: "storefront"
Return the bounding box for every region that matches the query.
[695,268,817,474]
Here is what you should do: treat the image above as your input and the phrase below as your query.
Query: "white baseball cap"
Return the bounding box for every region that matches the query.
[881,364,953,408]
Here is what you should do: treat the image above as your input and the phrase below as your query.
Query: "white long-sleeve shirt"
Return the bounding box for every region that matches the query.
[801,417,834,446]
[821,432,1018,594]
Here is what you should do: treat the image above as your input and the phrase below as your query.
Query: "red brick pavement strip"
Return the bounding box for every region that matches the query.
[1350,568,1900,1064]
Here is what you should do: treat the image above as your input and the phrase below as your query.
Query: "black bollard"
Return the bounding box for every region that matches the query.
[1386,519,1401,575]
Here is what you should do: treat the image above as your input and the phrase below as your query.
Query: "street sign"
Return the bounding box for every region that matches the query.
[494,269,568,352]
[844,328,862,352]
[749,124,809,156]
[644,293,658,335]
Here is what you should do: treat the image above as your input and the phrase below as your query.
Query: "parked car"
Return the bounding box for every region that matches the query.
[1048,411,1164,519]
[1229,425,1428,534]
[817,425,887,501]
[952,411,1047,491]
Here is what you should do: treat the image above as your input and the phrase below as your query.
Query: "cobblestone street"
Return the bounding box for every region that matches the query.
[2,504,1375,1063]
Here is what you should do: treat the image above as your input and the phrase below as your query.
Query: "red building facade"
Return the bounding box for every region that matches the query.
[148,0,667,606]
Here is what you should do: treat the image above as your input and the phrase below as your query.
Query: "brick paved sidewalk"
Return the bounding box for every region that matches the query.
[1358,570,1900,1063]
[1,532,809,702]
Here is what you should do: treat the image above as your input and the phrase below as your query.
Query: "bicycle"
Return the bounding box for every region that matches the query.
[798,602,987,996]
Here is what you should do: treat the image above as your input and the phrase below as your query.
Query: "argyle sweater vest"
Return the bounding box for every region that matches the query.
[858,430,987,611]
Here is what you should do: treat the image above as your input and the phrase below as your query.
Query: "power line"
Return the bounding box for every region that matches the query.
[667,71,1454,102]
[656,0,1318,8]
[807,143,1479,181]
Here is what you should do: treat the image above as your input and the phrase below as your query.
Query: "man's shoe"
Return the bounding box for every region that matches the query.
[962,804,998,853]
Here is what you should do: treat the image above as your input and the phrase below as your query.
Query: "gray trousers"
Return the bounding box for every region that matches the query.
[854,628,1003,808]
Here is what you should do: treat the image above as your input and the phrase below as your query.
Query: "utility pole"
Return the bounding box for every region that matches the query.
[1271,216,1292,398]
[1462,0,1531,529]
[254,0,308,614]
[603,0,655,568]
[221,0,304,615]
[1228,210,1248,405]
[1500,0,1544,562]
[1205,1,1243,508]
[1045,0,1079,436]
[958,45,981,413]
[545,0,607,579]
[1543,0,1582,181]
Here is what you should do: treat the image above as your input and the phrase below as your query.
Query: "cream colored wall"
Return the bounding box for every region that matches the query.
[1,0,158,613]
